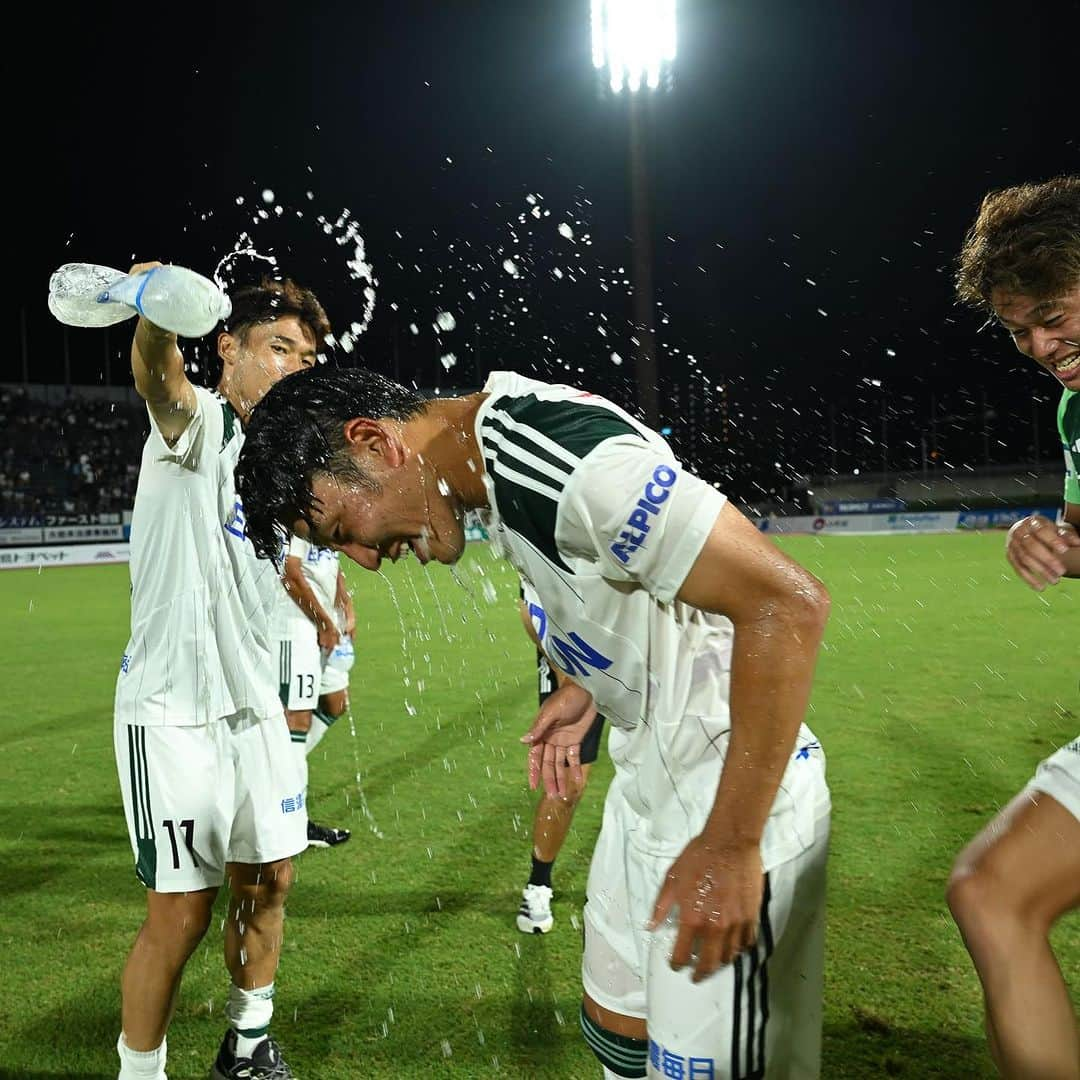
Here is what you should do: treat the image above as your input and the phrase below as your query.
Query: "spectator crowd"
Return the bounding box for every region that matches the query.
[0,388,148,518]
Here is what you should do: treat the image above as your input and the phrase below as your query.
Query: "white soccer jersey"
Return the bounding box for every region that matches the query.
[476,371,829,870]
[115,386,283,726]
[271,535,341,637]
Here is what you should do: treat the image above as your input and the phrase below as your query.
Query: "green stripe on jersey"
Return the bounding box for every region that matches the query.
[480,393,643,568]
[221,400,238,452]
[494,393,642,459]
[1058,389,1079,504]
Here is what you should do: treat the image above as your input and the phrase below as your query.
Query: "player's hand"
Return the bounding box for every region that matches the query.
[127,261,173,337]
[649,836,763,982]
[1005,514,1080,590]
[317,621,341,652]
[342,604,356,638]
[520,682,597,798]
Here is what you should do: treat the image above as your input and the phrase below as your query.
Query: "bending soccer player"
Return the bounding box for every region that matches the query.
[517,578,606,935]
[948,175,1080,1080]
[237,368,833,1079]
[272,536,355,848]
[113,267,330,1080]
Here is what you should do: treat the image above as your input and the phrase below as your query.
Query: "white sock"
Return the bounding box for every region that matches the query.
[117,1033,167,1080]
[305,710,333,754]
[227,982,275,1057]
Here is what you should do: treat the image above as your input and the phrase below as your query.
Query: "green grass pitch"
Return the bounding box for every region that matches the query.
[0,532,1075,1078]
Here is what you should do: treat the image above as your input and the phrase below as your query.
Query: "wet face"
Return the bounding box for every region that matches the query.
[297,430,467,572]
[991,284,1080,390]
[218,316,318,414]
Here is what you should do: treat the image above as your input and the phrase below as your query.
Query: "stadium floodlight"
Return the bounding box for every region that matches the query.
[591,0,677,94]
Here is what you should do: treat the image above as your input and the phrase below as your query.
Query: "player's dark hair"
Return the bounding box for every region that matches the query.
[199,276,332,386]
[225,276,332,349]
[236,367,429,560]
[956,175,1080,310]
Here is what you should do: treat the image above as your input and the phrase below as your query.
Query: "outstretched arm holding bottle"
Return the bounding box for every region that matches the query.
[128,261,199,446]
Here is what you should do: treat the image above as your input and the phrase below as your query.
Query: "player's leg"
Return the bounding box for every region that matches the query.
[301,664,352,848]
[534,760,594,863]
[277,635,348,849]
[308,687,348,754]
[580,788,651,1078]
[276,635,317,771]
[114,720,230,1078]
[643,820,830,1079]
[209,713,307,1080]
[214,857,296,1077]
[947,749,1080,1080]
[518,758,596,934]
[120,888,218,1051]
[309,619,353,754]
[518,648,606,932]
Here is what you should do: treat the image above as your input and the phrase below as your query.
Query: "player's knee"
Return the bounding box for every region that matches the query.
[947,851,1050,941]
[144,890,215,954]
[285,708,312,733]
[580,1002,648,1078]
[946,858,992,935]
[229,858,295,911]
[319,691,347,719]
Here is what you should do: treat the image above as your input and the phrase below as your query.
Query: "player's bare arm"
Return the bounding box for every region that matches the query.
[1005,506,1080,589]
[334,570,356,637]
[649,500,830,981]
[282,556,340,652]
[128,261,198,446]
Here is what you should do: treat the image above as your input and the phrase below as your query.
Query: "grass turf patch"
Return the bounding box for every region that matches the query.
[0,531,1074,1078]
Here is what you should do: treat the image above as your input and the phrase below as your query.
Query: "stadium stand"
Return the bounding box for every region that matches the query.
[0,385,147,517]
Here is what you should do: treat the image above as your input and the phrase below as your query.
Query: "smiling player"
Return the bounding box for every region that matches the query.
[236,367,832,1079]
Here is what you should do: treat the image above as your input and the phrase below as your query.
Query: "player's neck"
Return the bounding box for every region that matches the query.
[216,378,251,427]
[405,394,489,510]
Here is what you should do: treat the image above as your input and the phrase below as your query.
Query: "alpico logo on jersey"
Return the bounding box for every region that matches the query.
[610,464,678,565]
[527,600,614,679]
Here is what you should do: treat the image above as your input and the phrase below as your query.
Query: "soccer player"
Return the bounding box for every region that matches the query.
[948,176,1080,1079]
[237,367,833,1079]
[113,266,330,1080]
[517,578,606,935]
[272,535,354,848]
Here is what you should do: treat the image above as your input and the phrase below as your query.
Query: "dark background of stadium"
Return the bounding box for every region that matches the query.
[11,0,1079,500]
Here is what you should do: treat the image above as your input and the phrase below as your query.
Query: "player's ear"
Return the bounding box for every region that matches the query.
[341,418,405,468]
[218,331,237,370]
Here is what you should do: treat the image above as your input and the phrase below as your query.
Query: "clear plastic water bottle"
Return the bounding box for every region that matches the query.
[48,262,232,338]
[326,635,355,674]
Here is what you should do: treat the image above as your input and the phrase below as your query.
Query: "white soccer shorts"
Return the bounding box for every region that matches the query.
[1026,736,1080,822]
[114,711,307,893]
[275,633,322,711]
[275,629,351,704]
[583,792,829,1079]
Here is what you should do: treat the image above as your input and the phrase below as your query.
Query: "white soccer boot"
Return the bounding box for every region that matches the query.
[516,883,554,934]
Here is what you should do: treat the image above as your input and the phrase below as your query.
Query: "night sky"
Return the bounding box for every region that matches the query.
[16,0,1079,501]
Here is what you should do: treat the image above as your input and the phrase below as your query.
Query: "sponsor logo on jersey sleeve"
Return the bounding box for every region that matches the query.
[610,464,678,565]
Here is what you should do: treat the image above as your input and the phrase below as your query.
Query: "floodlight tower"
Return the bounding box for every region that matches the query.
[591,0,677,428]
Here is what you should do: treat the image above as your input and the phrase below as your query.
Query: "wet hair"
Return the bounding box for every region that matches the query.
[956,175,1080,310]
[199,276,331,385]
[236,366,429,560]
[225,275,332,349]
